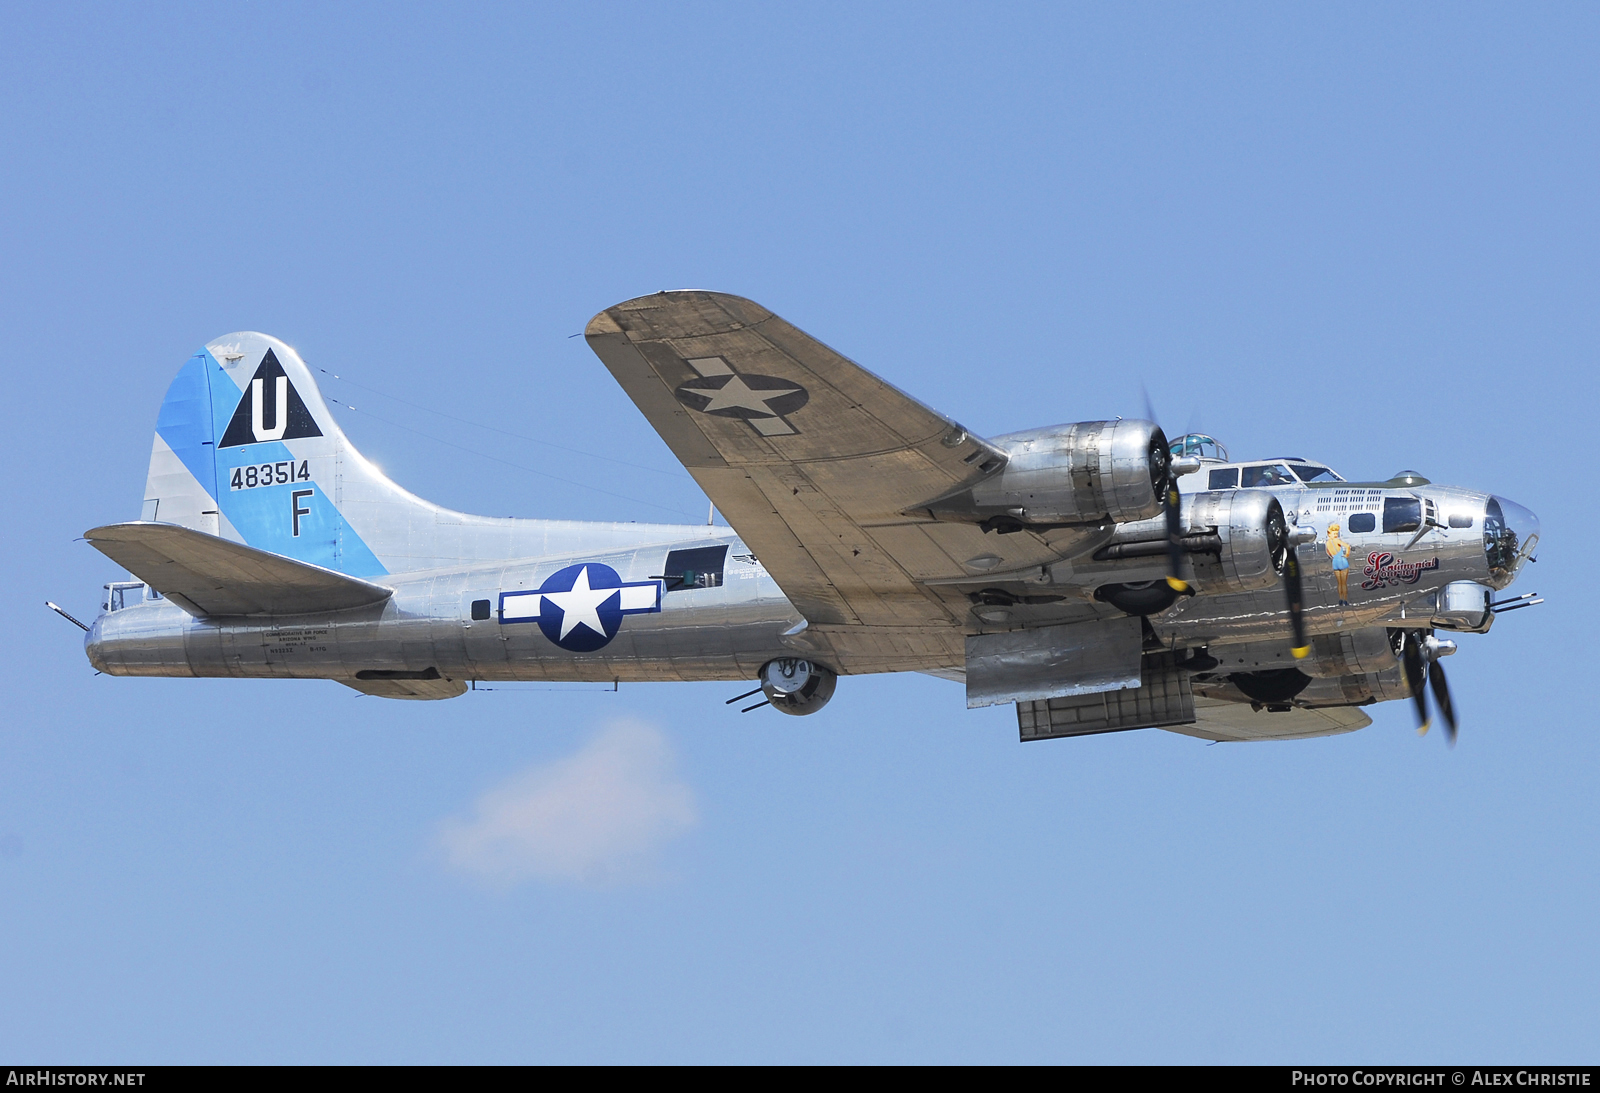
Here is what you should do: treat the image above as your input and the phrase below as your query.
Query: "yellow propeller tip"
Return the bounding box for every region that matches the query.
[1417,721,1432,737]
[1291,646,1311,659]
[1166,578,1189,592]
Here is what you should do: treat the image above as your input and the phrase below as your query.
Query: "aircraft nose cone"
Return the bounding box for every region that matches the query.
[1484,496,1540,589]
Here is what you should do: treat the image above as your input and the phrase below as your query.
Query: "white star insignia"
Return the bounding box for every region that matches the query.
[698,374,800,416]
[541,566,616,640]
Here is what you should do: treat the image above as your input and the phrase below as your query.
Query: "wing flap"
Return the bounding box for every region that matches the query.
[85,521,394,617]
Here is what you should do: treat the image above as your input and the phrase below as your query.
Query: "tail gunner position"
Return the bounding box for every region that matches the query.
[68,292,1542,742]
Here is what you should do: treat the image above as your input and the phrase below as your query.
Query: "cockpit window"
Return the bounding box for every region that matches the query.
[1289,464,1343,483]
[1169,434,1229,462]
[1208,467,1239,490]
[1241,463,1296,487]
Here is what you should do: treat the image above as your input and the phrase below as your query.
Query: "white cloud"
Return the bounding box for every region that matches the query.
[435,718,698,887]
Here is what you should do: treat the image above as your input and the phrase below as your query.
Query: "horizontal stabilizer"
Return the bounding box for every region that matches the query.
[84,522,393,617]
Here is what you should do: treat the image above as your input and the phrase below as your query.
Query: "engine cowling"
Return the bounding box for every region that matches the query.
[760,658,837,716]
[922,419,1168,530]
[1181,489,1289,595]
[1208,626,1399,678]
[1090,489,1288,608]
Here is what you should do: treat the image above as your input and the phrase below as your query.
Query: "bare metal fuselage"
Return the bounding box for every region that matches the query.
[89,528,797,685]
[86,478,1515,692]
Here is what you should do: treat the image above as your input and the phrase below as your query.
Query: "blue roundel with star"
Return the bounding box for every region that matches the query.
[498,563,662,653]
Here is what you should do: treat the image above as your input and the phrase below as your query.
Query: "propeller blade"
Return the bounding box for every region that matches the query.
[1283,547,1308,659]
[1428,656,1458,745]
[1401,632,1431,735]
[1144,387,1188,594]
[1165,482,1189,592]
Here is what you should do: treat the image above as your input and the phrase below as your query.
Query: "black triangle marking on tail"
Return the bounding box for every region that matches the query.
[218,348,324,448]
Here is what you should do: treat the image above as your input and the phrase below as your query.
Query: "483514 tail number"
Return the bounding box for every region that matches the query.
[230,460,310,491]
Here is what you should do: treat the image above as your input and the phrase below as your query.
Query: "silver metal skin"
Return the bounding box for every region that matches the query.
[1434,581,1494,633]
[81,292,1541,740]
[927,419,1167,527]
[965,616,1144,708]
[89,535,801,686]
[1175,490,1286,595]
[1211,625,1399,678]
[1150,482,1529,649]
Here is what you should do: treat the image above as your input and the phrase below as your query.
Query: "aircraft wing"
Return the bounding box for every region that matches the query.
[586,291,1089,671]
[85,522,394,617]
[1166,698,1374,742]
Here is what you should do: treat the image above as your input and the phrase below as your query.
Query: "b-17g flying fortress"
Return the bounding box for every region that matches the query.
[68,291,1540,744]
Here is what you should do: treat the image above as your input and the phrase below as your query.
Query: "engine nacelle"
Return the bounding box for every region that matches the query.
[1087,490,1289,614]
[1182,489,1289,595]
[1209,626,1400,679]
[759,658,837,716]
[1294,669,1414,707]
[921,419,1168,531]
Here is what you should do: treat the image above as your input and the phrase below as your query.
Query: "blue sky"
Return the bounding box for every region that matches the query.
[2,2,1595,1062]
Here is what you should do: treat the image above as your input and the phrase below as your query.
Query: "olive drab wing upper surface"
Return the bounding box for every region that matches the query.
[584,291,1094,670]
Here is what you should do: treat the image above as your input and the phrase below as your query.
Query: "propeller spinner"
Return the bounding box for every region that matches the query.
[1400,630,1459,743]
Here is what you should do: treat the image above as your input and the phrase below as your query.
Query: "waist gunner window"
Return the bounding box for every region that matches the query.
[661,546,728,591]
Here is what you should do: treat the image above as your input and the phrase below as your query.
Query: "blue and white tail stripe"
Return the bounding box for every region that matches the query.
[144,334,386,577]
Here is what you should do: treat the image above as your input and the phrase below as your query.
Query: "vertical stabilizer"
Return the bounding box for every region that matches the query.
[140,331,716,578]
[142,334,404,577]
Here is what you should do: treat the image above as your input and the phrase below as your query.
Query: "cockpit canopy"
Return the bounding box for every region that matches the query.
[1193,461,1344,488]
[1169,433,1229,462]
[1168,435,1346,492]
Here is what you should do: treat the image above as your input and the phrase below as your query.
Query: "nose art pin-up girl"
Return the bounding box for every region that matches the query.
[1326,522,1351,604]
